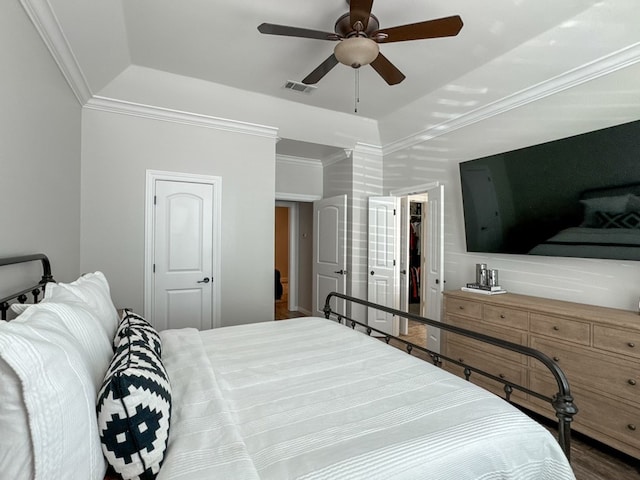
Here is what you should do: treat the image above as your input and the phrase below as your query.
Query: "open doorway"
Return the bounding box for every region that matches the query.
[274,201,314,319]
[404,195,428,346]
[274,206,290,316]
[390,183,444,354]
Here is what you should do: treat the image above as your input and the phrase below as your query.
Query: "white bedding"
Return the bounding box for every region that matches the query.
[158,317,575,480]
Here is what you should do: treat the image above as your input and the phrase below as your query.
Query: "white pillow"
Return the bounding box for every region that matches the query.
[0,356,33,480]
[44,272,119,340]
[0,309,107,480]
[26,302,114,389]
[10,303,32,315]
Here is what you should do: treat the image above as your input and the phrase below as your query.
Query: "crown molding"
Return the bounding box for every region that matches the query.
[383,42,640,155]
[322,149,352,167]
[85,96,279,139]
[20,0,92,105]
[276,155,323,168]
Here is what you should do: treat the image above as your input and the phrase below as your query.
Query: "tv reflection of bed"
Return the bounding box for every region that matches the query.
[529,183,640,260]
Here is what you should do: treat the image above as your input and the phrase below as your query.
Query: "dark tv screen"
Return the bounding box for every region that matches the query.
[459,119,640,261]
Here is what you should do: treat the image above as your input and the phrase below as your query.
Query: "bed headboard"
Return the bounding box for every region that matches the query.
[0,254,55,320]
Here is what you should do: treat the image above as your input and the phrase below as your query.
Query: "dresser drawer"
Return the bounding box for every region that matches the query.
[446,315,527,364]
[530,313,590,345]
[530,375,640,458]
[483,304,528,330]
[445,297,481,319]
[531,336,639,404]
[446,340,527,401]
[593,325,640,360]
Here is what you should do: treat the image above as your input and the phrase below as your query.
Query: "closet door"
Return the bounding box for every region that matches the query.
[146,173,221,331]
[424,184,444,353]
[367,196,399,336]
[312,195,347,317]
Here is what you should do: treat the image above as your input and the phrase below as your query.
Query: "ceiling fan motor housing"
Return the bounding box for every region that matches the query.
[334,12,380,37]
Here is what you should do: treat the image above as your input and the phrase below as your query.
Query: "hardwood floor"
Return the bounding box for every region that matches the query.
[274,297,306,320]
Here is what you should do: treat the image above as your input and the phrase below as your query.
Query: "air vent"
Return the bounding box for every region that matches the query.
[284,80,317,94]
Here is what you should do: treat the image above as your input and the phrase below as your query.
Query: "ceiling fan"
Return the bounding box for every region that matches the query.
[257,0,463,86]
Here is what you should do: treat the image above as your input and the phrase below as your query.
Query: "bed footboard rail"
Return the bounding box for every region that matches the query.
[323,291,578,461]
[0,254,54,320]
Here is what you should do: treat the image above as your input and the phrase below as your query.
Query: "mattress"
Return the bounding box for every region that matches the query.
[158,317,575,480]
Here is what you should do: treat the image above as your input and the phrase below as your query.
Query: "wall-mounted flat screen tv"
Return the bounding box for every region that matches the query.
[459,119,640,261]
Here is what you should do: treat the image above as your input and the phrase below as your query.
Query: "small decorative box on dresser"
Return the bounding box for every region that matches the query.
[443,290,640,459]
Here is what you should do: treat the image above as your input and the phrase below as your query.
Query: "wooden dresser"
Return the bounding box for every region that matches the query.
[442,289,640,459]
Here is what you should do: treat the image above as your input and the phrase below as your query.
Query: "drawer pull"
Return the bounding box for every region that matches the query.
[499,373,506,379]
[553,326,560,331]
[458,358,464,363]
[459,305,464,310]
[553,356,560,362]
[629,342,636,348]
[629,379,637,386]
[500,314,505,319]
[628,424,637,431]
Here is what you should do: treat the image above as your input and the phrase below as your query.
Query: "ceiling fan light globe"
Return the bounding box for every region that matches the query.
[334,37,379,68]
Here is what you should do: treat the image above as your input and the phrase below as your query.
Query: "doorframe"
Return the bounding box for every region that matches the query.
[275,201,299,311]
[389,181,440,197]
[389,182,442,339]
[144,170,222,327]
[275,193,320,313]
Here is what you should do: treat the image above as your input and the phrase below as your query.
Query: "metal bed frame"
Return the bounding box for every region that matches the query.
[0,254,55,320]
[0,255,576,460]
[323,291,578,461]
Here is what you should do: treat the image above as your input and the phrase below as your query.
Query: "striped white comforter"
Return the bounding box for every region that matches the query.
[158,317,575,480]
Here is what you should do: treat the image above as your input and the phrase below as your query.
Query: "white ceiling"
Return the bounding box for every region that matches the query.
[34,0,640,156]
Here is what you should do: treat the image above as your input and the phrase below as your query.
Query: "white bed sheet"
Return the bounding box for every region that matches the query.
[159,317,575,480]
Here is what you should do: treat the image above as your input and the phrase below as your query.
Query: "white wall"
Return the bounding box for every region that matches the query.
[98,65,381,149]
[323,145,384,321]
[81,107,277,326]
[275,156,322,200]
[0,0,81,293]
[384,62,640,312]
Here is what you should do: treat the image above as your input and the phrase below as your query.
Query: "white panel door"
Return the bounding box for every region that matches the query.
[367,196,399,336]
[153,180,216,331]
[424,184,445,353]
[312,195,347,317]
[399,196,410,335]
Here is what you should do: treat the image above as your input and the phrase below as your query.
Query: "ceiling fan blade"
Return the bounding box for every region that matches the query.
[370,53,405,85]
[350,0,375,31]
[302,54,340,84]
[258,23,339,41]
[373,15,463,43]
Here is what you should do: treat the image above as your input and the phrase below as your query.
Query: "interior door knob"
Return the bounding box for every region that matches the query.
[334,269,347,275]
[197,277,210,284]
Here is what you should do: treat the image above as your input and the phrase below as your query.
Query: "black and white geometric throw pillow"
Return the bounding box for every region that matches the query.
[97,327,171,480]
[114,310,162,357]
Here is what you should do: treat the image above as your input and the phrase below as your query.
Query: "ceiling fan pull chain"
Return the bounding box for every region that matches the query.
[354,68,360,113]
